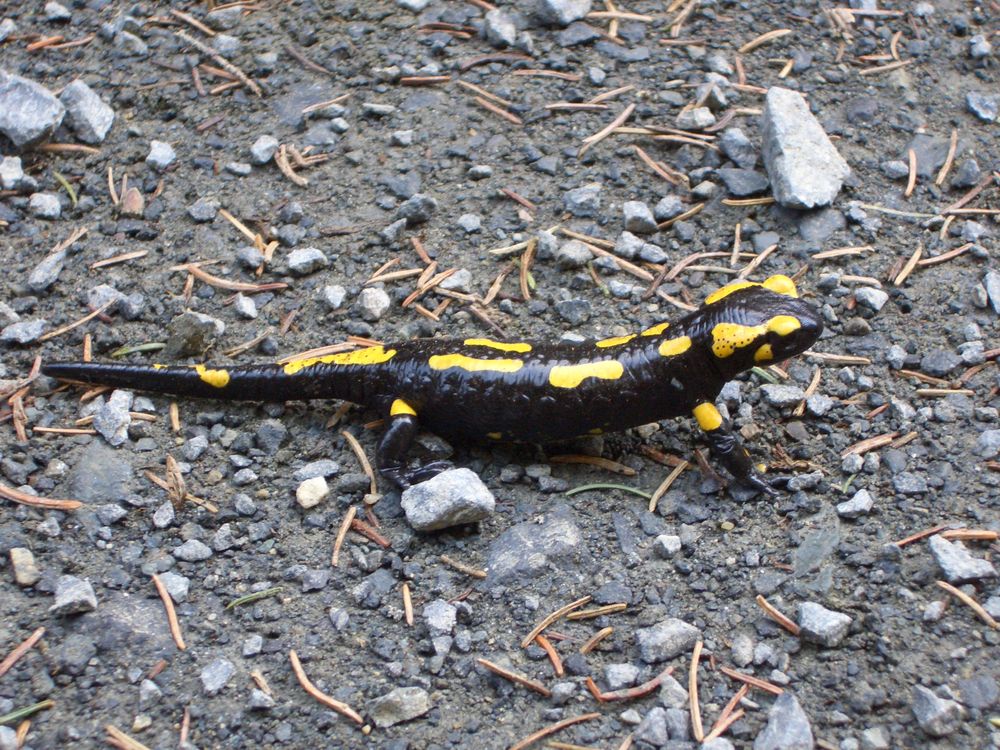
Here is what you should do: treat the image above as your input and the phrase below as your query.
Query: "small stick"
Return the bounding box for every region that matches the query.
[755,595,801,635]
[350,518,390,548]
[648,460,689,513]
[549,455,635,476]
[893,243,923,286]
[340,430,376,495]
[580,626,613,654]
[90,250,148,269]
[729,222,742,267]
[737,244,778,279]
[904,148,917,198]
[916,388,975,398]
[37,301,113,342]
[936,129,958,186]
[704,684,749,742]
[739,28,792,53]
[172,263,288,293]
[522,596,592,647]
[689,640,704,741]
[589,84,636,104]
[173,30,262,96]
[170,8,215,36]
[152,574,186,650]
[0,482,82,511]
[656,202,705,230]
[0,627,45,679]
[510,69,582,81]
[477,658,551,696]
[811,245,872,260]
[917,242,973,267]
[792,366,822,417]
[941,172,994,213]
[586,665,674,702]
[455,79,512,107]
[858,59,914,75]
[400,75,451,86]
[535,634,564,677]
[633,145,683,186]
[288,650,364,724]
[578,103,635,157]
[936,581,999,629]
[402,582,414,626]
[719,666,784,695]
[566,603,627,620]
[893,523,951,547]
[509,713,601,750]
[940,529,998,542]
[440,554,487,579]
[473,96,522,125]
[840,432,898,457]
[703,709,745,743]
[331,506,357,567]
[105,725,152,750]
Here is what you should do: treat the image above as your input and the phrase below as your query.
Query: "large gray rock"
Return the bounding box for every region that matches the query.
[370,686,431,727]
[59,79,114,144]
[754,692,814,750]
[762,87,850,209]
[485,502,588,586]
[0,69,65,148]
[69,441,133,503]
[634,618,699,664]
[402,468,495,531]
[928,535,997,583]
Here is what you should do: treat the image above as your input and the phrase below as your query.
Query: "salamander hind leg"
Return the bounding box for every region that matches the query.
[692,402,779,498]
[376,399,452,489]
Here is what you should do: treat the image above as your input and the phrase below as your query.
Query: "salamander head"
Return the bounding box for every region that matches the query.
[688,275,824,377]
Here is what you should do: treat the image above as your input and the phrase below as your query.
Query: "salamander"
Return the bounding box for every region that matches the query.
[41,274,823,494]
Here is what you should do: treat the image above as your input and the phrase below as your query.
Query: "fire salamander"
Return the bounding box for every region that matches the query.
[42,274,822,494]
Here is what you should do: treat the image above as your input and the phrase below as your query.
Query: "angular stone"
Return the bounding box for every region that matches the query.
[798,602,852,647]
[59,80,114,144]
[287,247,329,276]
[370,686,431,727]
[401,468,495,531]
[836,489,874,519]
[0,69,65,148]
[754,692,814,750]
[200,658,236,695]
[536,0,592,26]
[762,87,850,209]
[486,503,587,586]
[928,535,997,583]
[49,575,97,615]
[912,685,964,737]
[146,140,176,170]
[635,618,699,664]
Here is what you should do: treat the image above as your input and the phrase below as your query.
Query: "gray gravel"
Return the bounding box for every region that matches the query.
[1,1,998,748]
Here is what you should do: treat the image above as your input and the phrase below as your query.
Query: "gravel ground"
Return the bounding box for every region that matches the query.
[1,1,999,749]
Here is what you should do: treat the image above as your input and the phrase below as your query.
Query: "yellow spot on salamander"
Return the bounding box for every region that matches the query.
[658,336,692,357]
[596,334,636,348]
[693,402,723,431]
[464,338,532,353]
[487,431,503,440]
[754,344,774,363]
[640,321,671,337]
[428,353,524,373]
[389,399,416,417]
[711,316,803,358]
[588,428,603,435]
[152,364,166,370]
[767,315,802,337]
[283,346,397,375]
[763,274,798,297]
[195,364,230,388]
[705,280,756,305]
[704,274,799,306]
[548,360,624,389]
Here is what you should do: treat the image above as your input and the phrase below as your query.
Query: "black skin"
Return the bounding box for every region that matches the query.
[42,285,823,494]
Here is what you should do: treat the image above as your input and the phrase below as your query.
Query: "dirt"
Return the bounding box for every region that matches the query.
[0,1,998,749]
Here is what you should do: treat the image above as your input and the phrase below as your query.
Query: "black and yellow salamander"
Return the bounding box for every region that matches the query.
[42,274,822,494]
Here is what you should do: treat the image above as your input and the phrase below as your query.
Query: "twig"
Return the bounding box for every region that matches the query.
[586,665,674,702]
[402,582,414,626]
[0,628,45,679]
[719,666,784,695]
[331,506,356,567]
[648,460,689,513]
[0,482,82,511]
[37,301,113,342]
[904,148,917,198]
[936,129,958,186]
[510,713,601,750]
[522,596,592,647]
[755,594,801,635]
[566,603,627,620]
[580,626,614,653]
[579,103,635,157]
[151,575,186,651]
[173,30,262,96]
[340,430,377,495]
[858,59,914,76]
[171,262,288,293]
[689,640,704,741]
[936,581,999,629]
[288,650,364,724]
[439,554,487,579]
[738,28,792,53]
[478,658,551,696]
[535,634,564,677]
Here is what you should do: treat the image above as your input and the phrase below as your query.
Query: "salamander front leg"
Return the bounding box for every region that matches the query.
[692,402,778,497]
[375,399,452,489]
